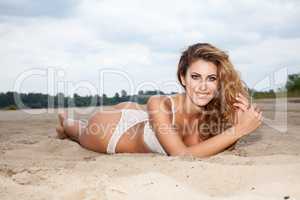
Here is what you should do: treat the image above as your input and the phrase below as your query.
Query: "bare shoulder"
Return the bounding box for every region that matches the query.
[146,95,172,113]
[146,95,186,156]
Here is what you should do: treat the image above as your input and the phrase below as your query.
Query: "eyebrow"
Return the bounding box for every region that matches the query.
[191,72,217,76]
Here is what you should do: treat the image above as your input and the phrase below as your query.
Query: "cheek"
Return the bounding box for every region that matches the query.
[185,79,198,90]
[207,82,218,98]
[207,82,218,94]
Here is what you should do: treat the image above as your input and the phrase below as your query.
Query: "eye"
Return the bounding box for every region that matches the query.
[191,75,200,80]
[208,76,217,81]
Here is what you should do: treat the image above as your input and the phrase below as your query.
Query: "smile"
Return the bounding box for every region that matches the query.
[196,93,210,98]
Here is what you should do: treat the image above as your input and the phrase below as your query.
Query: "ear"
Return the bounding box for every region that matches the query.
[180,74,186,86]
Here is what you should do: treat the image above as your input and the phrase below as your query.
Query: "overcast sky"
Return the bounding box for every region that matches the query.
[0,0,299,96]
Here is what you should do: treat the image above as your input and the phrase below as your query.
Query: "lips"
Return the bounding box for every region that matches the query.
[196,93,210,98]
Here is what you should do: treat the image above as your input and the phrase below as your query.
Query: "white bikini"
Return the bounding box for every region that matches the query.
[106,95,176,155]
[63,95,176,156]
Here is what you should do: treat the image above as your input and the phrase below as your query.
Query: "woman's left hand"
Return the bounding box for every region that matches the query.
[233,93,262,123]
[234,93,251,111]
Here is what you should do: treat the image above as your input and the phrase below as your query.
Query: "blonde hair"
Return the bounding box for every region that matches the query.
[177,43,249,135]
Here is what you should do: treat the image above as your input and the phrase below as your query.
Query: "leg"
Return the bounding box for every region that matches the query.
[78,110,123,153]
[56,112,87,143]
[63,119,86,143]
[56,112,67,139]
[56,110,124,154]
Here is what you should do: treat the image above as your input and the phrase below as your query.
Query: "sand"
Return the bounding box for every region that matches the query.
[0,98,300,200]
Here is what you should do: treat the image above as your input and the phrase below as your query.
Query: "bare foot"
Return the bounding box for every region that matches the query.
[56,112,67,139]
[58,112,67,127]
[56,126,67,139]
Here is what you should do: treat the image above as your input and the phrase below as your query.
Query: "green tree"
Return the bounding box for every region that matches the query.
[286,73,300,92]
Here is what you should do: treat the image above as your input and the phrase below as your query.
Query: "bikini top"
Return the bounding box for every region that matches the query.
[166,95,176,126]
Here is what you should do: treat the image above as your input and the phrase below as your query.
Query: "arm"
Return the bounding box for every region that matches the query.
[181,127,242,157]
[183,93,262,157]
[147,95,262,158]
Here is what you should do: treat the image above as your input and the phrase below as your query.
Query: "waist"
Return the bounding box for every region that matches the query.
[143,121,167,155]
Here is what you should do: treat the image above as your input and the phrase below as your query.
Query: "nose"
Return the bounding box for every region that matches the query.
[198,80,208,91]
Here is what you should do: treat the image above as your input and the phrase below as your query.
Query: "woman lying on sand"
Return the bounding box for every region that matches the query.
[56,42,263,158]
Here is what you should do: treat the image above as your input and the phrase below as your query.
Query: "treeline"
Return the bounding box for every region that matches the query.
[0,89,177,110]
[251,73,300,99]
[1,73,299,110]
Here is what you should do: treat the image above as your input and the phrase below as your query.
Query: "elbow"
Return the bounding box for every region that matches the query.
[168,147,212,159]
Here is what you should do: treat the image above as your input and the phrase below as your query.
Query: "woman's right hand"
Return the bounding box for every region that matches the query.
[233,94,263,137]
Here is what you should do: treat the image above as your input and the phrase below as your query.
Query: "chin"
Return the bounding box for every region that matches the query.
[196,100,211,106]
[193,96,214,106]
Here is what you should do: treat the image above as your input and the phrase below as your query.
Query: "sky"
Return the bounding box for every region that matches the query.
[0,0,299,97]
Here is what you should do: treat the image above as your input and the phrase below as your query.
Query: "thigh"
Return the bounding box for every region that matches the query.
[79,110,122,153]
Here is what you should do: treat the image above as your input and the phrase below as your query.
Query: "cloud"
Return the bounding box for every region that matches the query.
[0,0,299,96]
[0,0,79,18]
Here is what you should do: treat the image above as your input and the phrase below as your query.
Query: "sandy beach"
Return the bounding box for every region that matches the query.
[0,99,299,200]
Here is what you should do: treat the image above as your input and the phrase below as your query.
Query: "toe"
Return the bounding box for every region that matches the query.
[58,112,66,126]
[56,126,67,139]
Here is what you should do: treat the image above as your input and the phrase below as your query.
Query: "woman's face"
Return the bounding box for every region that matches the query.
[181,59,218,106]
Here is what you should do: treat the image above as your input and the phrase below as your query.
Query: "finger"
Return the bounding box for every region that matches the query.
[249,104,258,112]
[254,106,262,116]
[236,96,249,108]
[238,93,250,105]
[251,103,258,111]
[233,103,248,112]
[255,111,262,114]
[253,109,259,118]
[254,106,261,113]
[233,103,247,112]
[257,112,263,121]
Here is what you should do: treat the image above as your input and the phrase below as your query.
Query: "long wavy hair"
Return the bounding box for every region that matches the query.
[177,43,249,135]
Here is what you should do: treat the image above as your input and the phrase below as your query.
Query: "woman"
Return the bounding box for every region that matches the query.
[56,43,263,158]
